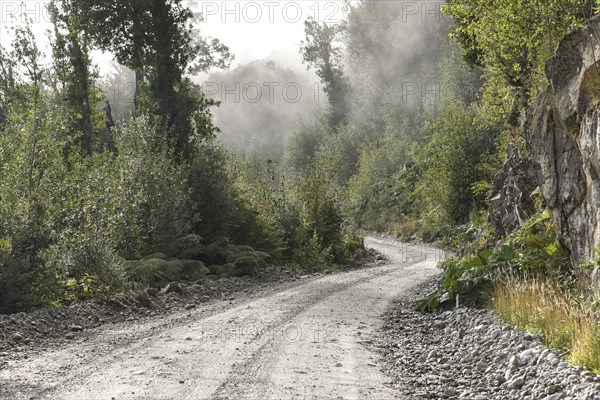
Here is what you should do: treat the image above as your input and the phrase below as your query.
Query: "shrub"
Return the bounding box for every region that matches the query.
[123,257,182,288]
[417,101,495,226]
[187,143,234,241]
[112,117,191,257]
[181,260,209,282]
[418,211,569,311]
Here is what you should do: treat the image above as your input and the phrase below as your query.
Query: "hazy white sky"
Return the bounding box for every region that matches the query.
[0,0,347,73]
[195,1,347,68]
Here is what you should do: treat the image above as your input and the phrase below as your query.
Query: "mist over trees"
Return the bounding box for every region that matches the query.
[282,0,487,237]
[205,59,322,162]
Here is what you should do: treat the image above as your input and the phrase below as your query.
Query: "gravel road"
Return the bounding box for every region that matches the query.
[0,236,443,400]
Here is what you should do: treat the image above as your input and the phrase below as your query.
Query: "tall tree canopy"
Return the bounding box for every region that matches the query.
[72,0,233,158]
[300,18,349,129]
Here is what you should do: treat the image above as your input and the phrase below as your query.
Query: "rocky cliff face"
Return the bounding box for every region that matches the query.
[528,15,600,270]
[488,144,538,238]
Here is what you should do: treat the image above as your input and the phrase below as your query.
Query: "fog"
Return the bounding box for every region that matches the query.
[203,57,323,162]
[199,0,448,162]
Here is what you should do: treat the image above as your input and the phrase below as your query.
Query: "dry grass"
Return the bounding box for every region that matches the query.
[491,276,600,372]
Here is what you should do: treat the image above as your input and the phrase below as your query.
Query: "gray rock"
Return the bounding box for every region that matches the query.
[510,377,525,387]
[489,328,501,339]
[443,388,457,397]
[488,145,538,237]
[427,350,439,359]
[546,384,562,395]
[414,391,431,398]
[476,360,487,372]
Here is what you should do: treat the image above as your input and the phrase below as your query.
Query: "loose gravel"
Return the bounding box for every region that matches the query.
[378,293,600,399]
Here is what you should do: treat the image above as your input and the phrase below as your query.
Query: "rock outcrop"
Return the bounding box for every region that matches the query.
[528,15,600,271]
[488,144,538,238]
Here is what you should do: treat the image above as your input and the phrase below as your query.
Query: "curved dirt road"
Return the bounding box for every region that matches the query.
[0,236,442,400]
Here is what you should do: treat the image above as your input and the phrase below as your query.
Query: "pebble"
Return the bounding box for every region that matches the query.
[510,376,525,387]
[475,360,486,371]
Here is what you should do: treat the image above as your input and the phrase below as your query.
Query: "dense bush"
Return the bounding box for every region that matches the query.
[417,102,496,226]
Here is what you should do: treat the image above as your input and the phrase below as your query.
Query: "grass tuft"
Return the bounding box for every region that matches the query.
[491,276,600,372]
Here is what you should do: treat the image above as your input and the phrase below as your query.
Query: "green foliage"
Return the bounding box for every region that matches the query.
[111,116,191,256]
[443,0,586,88]
[344,133,411,231]
[181,260,209,282]
[225,157,287,256]
[442,0,590,125]
[297,160,342,250]
[49,0,103,155]
[0,39,72,311]
[418,211,570,311]
[187,143,234,241]
[417,101,496,226]
[63,273,106,303]
[73,0,232,159]
[283,114,331,175]
[124,258,171,288]
[0,1,371,315]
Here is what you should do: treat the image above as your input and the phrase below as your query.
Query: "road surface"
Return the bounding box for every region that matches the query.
[0,236,442,400]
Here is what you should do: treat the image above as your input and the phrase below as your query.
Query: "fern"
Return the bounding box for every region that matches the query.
[181,259,209,282]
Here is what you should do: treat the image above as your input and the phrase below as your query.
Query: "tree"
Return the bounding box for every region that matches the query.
[0,22,72,312]
[300,18,349,129]
[0,47,22,130]
[442,0,591,94]
[49,0,101,155]
[419,102,495,225]
[72,0,233,159]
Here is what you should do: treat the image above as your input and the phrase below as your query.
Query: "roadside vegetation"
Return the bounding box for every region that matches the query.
[0,1,364,314]
[493,276,600,372]
[416,0,600,372]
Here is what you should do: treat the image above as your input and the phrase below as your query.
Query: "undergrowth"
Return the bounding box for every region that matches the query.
[419,208,600,372]
[417,210,569,310]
